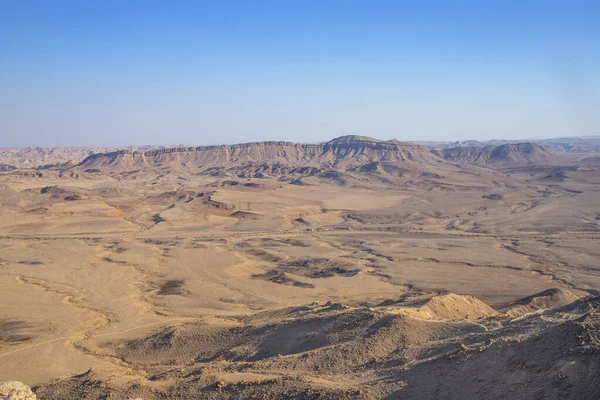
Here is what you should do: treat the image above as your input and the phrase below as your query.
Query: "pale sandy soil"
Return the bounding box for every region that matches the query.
[0,152,599,399]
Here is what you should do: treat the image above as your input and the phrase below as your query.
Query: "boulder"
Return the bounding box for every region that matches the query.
[0,381,36,400]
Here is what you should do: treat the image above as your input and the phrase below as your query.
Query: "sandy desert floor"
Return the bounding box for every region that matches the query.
[0,152,599,399]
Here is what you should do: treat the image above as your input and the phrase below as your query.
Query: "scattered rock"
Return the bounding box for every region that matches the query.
[482,193,504,200]
[0,381,36,400]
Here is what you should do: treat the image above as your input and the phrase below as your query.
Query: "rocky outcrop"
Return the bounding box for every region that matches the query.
[0,164,16,172]
[394,293,499,320]
[501,288,583,317]
[0,381,36,400]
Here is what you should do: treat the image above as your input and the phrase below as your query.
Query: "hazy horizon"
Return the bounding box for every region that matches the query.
[3,133,600,151]
[1,1,599,147]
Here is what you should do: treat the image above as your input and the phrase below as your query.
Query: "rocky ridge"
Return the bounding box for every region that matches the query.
[73,136,559,175]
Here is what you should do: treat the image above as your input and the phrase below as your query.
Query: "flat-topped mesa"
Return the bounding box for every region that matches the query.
[77,149,147,169]
[140,136,427,156]
[327,135,428,148]
[320,137,436,165]
[435,142,556,166]
[74,135,440,173]
[143,142,305,156]
[327,135,382,144]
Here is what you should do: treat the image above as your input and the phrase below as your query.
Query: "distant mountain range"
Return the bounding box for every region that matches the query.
[64,136,578,183]
[417,136,600,154]
[1,135,598,173]
[74,136,442,176]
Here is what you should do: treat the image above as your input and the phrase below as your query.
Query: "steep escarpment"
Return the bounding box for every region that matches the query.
[435,143,556,166]
[76,150,149,170]
[74,136,443,174]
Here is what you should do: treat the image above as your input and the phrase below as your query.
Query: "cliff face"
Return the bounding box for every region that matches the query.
[76,136,442,173]
[0,137,571,173]
[77,150,148,170]
[74,136,558,175]
[435,143,555,166]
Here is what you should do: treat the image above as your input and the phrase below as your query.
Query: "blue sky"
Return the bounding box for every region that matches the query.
[0,1,598,147]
